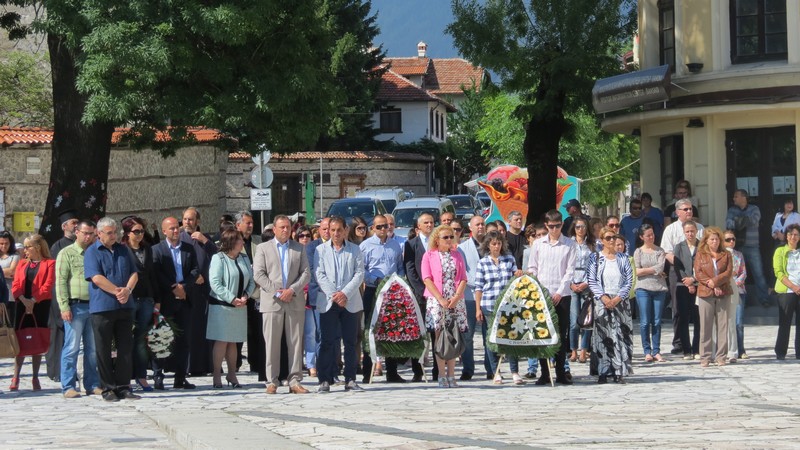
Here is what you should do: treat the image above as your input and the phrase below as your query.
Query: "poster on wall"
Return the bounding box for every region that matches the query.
[774,176,785,195]
[737,177,759,197]
[785,176,796,194]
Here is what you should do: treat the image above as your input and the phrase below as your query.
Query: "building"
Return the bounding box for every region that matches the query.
[598,0,800,272]
[374,42,488,144]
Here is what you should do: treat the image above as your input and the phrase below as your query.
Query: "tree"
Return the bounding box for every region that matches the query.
[446,88,491,185]
[0,50,52,126]
[448,0,636,223]
[1,0,359,242]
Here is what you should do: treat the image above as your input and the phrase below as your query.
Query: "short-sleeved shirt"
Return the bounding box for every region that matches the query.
[84,240,138,313]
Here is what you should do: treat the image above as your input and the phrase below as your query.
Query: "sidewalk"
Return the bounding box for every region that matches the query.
[1,324,798,449]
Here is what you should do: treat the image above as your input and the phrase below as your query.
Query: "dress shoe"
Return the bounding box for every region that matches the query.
[102,391,120,402]
[459,374,472,381]
[777,355,786,360]
[556,376,573,386]
[597,375,608,384]
[173,380,196,389]
[117,389,142,400]
[153,372,165,390]
[670,347,684,354]
[226,376,242,389]
[411,374,424,383]
[136,379,154,392]
[523,372,536,379]
[386,373,407,383]
[564,372,573,382]
[534,377,551,386]
[344,381,364,392]
[87,387,104,396]
[265,383,278,394]
[317,381,330,393]
[616,376,626,384]
[31,377,41,391]
[289,384,310,394]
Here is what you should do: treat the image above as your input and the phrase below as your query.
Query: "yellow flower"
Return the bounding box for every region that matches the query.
[508,330,519,339]
[497,329,506,338]
[535,301,545,310]
[537,313,546,322]
[499,316,508,325]
[525,300,536,308]
[537,328,549,338]
[518,289,529,298]
[532,292,540,300]
[522,310,533,320]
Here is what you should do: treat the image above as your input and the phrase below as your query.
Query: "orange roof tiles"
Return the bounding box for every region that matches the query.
[425,59,486,95]
[384,57,431,76]
[228,150,432,162]
[378,69,456,112]
[0,126,219,146]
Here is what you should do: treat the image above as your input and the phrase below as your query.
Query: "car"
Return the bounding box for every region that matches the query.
[447,194,482,220]
[475,191,491,217]
[355,188,406,213]
[391,196,456,238]
[325,197,387,226]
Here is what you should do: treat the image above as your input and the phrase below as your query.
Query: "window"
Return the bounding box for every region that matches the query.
[658,0,675,71]
[730,0,787,64]
[435,111,440,138]
[429,109,434,137]
[379,107,402,133]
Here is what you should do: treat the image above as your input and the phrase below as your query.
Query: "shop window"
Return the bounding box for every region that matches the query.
[729,0,787,64]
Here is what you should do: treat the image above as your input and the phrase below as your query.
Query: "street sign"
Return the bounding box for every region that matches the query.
[252,151,271,165]
[250,188,272,211]
[250,166,274,188]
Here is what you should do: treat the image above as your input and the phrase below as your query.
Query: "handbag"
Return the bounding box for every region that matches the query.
[434,310,464,360]
[0,304,19,358]
[16,311,50,357]
[576,294,594,329]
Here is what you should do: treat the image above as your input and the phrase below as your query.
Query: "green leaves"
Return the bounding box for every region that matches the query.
[0,51,53,127]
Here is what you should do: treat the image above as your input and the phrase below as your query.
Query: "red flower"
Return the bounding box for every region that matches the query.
[382,317,389,323]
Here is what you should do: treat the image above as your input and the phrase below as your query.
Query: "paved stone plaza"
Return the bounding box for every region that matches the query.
[1,323,798,449]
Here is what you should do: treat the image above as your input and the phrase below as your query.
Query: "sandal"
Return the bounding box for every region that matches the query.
[645,354,654,362]
[654,353,665,362]
[569,351,578,362]
[512,373,525,385]
[493,374,503,385]
[578,350,587,363]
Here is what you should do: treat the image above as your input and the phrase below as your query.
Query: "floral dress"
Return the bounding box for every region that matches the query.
[426,251,468,333]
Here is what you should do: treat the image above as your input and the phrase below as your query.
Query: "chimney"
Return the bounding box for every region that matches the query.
[417,41,427,58]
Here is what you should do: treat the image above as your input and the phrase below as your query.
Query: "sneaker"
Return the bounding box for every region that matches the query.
[683,354,693,361]
[693,354,701,360]
[438,378,449,388]
[344,381,364,392]
[447,377,458,388]
[317,381,330,393]
[740,353,749,360]
[63,388,81,399]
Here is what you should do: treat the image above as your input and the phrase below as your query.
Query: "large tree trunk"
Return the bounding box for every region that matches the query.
[40,34,115,244]
[524,84,566,225]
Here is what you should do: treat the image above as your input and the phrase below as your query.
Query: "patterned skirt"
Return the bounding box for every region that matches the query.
[425,297,468,333]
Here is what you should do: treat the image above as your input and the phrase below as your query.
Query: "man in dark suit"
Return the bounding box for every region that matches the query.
[403,213,435,382]
[152,216,201,389]
[181,207,216,376]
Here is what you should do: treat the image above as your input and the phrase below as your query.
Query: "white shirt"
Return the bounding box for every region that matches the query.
[527,234,577,298]
[661,220,705,255]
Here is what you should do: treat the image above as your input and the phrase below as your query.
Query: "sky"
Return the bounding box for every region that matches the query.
[369,0,461,58]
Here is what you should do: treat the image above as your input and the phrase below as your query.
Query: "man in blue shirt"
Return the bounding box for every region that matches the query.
[84,217,139,402]
[360,214,405,383]
[620,198,645,256]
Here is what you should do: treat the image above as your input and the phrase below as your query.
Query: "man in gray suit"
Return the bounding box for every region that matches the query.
[253,215,311,394]
[314,217,365,393]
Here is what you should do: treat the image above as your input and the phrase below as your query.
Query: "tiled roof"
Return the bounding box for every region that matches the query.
[228,150,433,162]
[377,69,456,112]
[424,59,486,95]
[384,57,431,76]
[0,126,219,146]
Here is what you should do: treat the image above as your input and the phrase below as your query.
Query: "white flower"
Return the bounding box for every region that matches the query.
[511,316,527,334]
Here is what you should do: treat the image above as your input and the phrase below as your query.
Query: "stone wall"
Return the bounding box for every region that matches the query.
[0,144,226,240]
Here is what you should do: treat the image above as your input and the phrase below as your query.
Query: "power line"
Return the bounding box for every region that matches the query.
[579,158,640,182]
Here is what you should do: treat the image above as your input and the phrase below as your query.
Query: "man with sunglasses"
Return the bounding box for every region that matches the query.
[360,214,406,382]
[528,209,577,386]
[661,199,704,355]
[621,199,645,256]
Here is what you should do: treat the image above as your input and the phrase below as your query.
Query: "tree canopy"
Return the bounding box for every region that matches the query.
[0,50,52,127]
[448,0,636,222]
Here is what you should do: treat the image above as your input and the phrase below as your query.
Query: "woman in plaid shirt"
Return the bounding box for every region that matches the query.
[475,231,524,385]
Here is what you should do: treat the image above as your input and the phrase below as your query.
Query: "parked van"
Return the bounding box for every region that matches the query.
[355,188,406,213]
[392,197,456,238]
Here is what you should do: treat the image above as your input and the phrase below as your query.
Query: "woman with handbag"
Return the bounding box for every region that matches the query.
[693,227,733,367]
[421,225,468,388]
[474,231,523,385]
[567,217,595,364]
[587,228,634,384]
[10,234,55,391]
[633,223,668,363]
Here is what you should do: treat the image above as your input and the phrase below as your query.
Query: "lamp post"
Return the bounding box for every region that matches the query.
[445,157,456,194]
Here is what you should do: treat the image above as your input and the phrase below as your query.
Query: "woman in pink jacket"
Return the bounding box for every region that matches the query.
[421,225,468,388]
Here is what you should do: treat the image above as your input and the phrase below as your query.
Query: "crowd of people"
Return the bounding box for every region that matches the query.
[1,178,798,397]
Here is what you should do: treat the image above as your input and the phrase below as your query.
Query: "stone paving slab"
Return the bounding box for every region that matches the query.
[1,324,799,449]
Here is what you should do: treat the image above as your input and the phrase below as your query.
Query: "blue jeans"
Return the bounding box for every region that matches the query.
[635,289,668,356]
[461,300,476,377]
[569,294,580,350]
[60,302,99,393]
[480,306,519,375]
[318,304,358,383]
[132,297,154,379]
[736,293,746,355]
[303,307,318,369]
[740,246,770,304]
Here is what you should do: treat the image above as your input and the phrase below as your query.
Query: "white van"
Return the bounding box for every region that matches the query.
[355,188,406,213]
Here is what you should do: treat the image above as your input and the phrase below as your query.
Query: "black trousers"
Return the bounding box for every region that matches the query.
[675,286,701,354]
[775,293,800,358]
[92,308,134,393]
[540,298,569,380]
[245,298,266,381]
